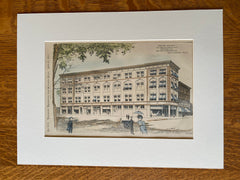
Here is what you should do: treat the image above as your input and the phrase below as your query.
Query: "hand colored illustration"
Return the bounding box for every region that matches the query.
[45,40,193,138]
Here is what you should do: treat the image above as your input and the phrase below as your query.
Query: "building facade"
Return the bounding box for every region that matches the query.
[178,81,192,116]
[59,60,191,119]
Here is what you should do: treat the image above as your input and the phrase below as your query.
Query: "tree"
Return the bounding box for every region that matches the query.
[52,42,134,127]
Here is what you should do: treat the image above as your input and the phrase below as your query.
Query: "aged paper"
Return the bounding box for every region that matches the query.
[45,40,193,138]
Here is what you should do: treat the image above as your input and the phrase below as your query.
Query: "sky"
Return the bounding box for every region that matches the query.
[54,40,193,105]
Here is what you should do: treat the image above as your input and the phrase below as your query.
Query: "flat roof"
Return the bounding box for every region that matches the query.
[60,60,180,77]
[179,81,191,90]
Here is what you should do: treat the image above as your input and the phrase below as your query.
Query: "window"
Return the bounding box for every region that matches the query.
[159,80,166,88]
[114,95,121,102]
[94,84,100,91]
[113,73,121,79]
[171,82,178,91]
[84,85,91,93]
[62,88,66,94]
[67,78,73,83]
[68,88,72,93]
[175,95,178,101]
[75,97,81,103]
[113,105,122,112]
[159,93,166,100]
[74,106,79,114]
[104,96,110,102]
[171,94,178,102]
[136,81,144,89]
[113,82,121,90]
[123,82,132,90]
[150,93,157,101]
[84,76,91,81]
[68,97,72,103]
[149,80,157,88]
[125,72,132,79]
[136,94,144,101]
[75,77,81,83]
[149,69,157,76]
[93,75,101,80]
[93,96,100,102]
[84,96,91,103]
[75,87,81,93]
[68,106,72,114]
[61,106,66,114]
[171,70,178,78]
[103,83,110,91]
[136,105,144,109]
[62,97,66,103]
[125,94,132,101]
[137,71,144,77]
[174,83,178,91]
[104,74,110,79]
[124,105,133,109]
[159,68,166,74]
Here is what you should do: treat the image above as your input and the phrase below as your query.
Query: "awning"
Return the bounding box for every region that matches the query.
[178,107,184,112]
[184,107,191,112]
[178,107,191,112]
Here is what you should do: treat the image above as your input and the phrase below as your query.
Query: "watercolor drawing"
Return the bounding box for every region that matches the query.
[45,40,193,138]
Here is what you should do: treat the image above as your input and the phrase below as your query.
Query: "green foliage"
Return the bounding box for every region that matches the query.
[54,42,134,71]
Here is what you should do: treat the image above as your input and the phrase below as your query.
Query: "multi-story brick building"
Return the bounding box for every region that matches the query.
[178,81,192,116]
[59,60,191,120]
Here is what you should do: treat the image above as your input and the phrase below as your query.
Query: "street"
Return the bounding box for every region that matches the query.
[56,116,193,138]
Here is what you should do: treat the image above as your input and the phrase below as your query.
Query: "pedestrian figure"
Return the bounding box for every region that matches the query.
[67,117,73,133]
[129,117,134,135]
[138,119,147,134]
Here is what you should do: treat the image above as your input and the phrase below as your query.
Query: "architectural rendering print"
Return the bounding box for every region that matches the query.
[45,40,193,138]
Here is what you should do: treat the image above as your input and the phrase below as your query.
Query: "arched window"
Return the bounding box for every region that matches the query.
[123,80,132,90]
[159,77,166,88]
[93,83,100,92]
[149,78,157,89]
[113,81,121,91]
[103,82,110,92]
[136,79,144,90]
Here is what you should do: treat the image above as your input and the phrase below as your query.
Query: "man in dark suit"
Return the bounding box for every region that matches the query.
[129,117,134,135]
[67,118,73,133]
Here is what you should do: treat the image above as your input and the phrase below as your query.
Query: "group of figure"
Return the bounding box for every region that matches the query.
[125,114,147,135]
[66,115,147,135]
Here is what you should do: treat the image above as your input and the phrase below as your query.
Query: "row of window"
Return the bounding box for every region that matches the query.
[61,68,173,84]
[149,68,166,76]
[171,70,178,78]
[61,93,177,103]
[149,93,178,101]
[62,79,173,94]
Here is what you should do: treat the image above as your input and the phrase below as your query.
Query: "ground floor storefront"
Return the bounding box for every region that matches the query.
[60,102,188,119]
